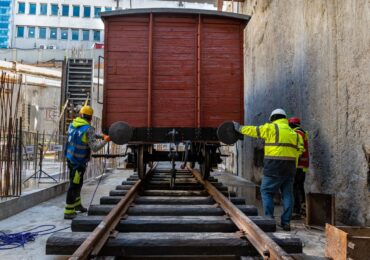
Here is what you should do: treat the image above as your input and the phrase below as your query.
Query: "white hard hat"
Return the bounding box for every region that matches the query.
[269,108,287,120]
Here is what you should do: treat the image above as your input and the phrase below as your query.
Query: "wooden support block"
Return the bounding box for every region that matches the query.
[71,216,276,232]
[46,232,302,256]
[100,196,246,205]
[142,190,209,197]
[121,181,138,185]
[88,204,258,216]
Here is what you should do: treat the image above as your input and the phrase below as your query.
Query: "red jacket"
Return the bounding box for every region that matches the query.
[294,127,309,171]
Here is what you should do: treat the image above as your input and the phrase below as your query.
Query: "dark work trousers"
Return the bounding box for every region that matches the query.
[293,168,306,215]
[64,160,86,215]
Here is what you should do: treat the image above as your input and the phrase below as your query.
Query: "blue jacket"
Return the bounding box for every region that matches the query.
[66,117,91,166]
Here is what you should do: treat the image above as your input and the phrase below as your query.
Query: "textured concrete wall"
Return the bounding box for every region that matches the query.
[240,0,370,225]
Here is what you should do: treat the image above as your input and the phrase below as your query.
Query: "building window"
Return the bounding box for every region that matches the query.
[72,29,79,40]
[61,28,68,40]
[94,7,101,18]
[29,3,36,15]
[50,28,57,39]
[93,30,100,41]
[28,26,35,38]
[72,5,80,17]
[17,26,24,37]
[83,6,90,18]
[105,7,112,12]
[51,4,58,16]
[39,27,46,39]
[82,30,89,41]
[62,5,69,16]
[18,2,25,14]
[40,3,47,15]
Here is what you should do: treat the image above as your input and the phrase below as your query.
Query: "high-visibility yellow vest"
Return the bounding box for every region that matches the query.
[240,118,304,163]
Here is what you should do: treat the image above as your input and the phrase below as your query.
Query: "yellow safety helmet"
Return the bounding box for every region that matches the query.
[79,106,93,116]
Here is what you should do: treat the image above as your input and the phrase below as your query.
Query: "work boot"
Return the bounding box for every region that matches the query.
[278,223,291,231]
[75,204,87,213]
[64,212,77,220]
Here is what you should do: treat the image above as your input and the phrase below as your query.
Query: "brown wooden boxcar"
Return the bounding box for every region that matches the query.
[101,9,250,179]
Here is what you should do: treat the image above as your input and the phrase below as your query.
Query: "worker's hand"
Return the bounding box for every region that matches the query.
[233,121,241,133]
[102,134,111,142]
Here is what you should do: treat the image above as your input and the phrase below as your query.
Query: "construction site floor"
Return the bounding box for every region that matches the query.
[0,169,325,259]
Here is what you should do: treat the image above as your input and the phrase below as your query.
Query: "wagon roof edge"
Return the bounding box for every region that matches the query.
[100,8,251,22]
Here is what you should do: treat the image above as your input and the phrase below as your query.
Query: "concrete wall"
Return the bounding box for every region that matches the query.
[240,0,370,225]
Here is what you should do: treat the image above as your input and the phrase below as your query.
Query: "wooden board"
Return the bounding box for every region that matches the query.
[46,232,302,256]
[103,11,247,130]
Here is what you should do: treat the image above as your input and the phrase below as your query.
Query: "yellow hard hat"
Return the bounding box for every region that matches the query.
[79,106,93,116]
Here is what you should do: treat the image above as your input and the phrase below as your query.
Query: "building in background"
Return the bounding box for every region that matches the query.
[10,0,217,50]
[11,0,116,49]
[0,0,12,48]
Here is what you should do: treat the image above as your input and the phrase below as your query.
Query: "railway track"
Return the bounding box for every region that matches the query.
[46,163,310,259]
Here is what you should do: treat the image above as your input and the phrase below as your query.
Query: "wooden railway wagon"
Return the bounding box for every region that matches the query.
[101,9,250,180]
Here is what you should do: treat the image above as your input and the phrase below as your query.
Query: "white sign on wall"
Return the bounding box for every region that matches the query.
[25,145,35,154]
[52,144,63,152]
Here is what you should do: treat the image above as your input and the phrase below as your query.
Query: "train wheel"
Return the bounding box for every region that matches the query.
[200,146,210,180]
[137,145,146,180]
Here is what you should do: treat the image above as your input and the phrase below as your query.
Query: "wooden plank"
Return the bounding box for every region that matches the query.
[100,196,246,205]
[71,215,276,233]
[110,190,209,197]
[46,232,303,256]
[88,204,258,216]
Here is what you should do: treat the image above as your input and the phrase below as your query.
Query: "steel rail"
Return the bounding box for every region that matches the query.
[190,168,294,260]
[69,164,157,260]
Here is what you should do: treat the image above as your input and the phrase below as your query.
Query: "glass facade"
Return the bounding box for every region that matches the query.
[51,4,58,16]
[82,29,89,41]
[62,5,69,16]
[61,28,68,40]
[40,3,47,15]
[93,30,100,41]
[18,2,25,14]
[17,26,24,37]
[39,27,46,39]
[72,29,78,40]
[28,26,35,38]
[29,3,36,15]
[50,28,57,39]
[105,7,112,12]
[94,7,101,18]
[83,6,90,18]
[72,5,80,17]
[0,0,11,48]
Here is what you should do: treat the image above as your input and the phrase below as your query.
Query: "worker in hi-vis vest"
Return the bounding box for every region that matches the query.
[233,108,304,231]
[64,106,111,219]
[288,117,309,219]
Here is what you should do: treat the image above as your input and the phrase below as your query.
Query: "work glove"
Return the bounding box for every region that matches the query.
[233,121,241,133]
[102,134,111,142]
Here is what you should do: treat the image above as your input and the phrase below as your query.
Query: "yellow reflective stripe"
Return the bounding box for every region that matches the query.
[64,208,75,214]
[264,156,296,161]
[272,124,299,150]
[265,143,299,149]
[75,144,89,150]
[73,170,81,184]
